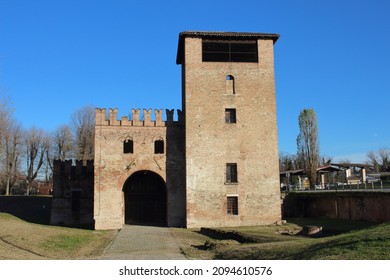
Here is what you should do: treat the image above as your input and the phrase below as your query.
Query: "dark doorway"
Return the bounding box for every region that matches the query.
[123,171,167,226]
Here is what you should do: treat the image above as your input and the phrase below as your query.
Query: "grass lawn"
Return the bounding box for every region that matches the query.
[172,218,390,260]
[2,212,389,260]
[0,212,116,260]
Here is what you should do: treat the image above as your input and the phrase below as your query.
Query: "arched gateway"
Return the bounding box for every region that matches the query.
[123,171,167,226]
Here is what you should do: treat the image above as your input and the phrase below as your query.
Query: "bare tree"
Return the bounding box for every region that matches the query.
[379,148,390,172]
[71,105,95,162]
[367,150,380,172]
[46,124,74,174]
[367,148,390,172]
[24,127,51,195]
[297,108,320,189]
[279,152,309,172]
[0,95,12,161]
[279,153,297,171]
[0,95,22,195]
[4,122,22,195]
[54,124,74,160]
[320,156,333,166]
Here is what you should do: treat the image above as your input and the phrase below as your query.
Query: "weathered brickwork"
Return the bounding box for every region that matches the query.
[94,109,185,229]
[178,32,281,227]
[52,31,281,230]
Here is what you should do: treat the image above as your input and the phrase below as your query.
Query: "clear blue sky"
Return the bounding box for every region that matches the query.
[0,0,389,163]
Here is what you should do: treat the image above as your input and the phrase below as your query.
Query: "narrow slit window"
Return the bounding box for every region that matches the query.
[226,163,238,183]
[123,139,133,154]
[154,140,164,154]
[225,108,236,123]
[226,75,235,95]
[227,196,238,215]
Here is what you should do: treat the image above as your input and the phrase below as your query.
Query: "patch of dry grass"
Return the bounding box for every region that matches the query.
[171,219,388,260]
[3,212,387,260]
[170,228,215,259]
[0,213,116,260]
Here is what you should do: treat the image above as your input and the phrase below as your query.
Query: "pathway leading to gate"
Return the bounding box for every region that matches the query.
[101,225,187,260]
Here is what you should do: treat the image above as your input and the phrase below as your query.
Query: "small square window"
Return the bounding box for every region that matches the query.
[226,163,238,183]
[154,140,164,154]
[225,108,236,123]
[123,139,133,154]
[227,196,238,215]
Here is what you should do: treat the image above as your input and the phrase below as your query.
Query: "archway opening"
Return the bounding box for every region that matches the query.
[123,171,167,226]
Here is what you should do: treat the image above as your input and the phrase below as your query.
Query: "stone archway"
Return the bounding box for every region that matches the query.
[123,170,167,226]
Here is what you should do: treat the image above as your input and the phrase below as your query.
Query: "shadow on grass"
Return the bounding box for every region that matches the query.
[287,218,377,233]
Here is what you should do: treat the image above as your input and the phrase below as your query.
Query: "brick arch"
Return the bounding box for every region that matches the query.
[118,165,166,191]
[122,170,167,226]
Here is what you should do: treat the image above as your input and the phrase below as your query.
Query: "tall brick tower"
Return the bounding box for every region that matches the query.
[176,31,281,228]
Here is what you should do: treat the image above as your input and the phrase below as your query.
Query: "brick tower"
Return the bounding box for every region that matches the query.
[176,31,281,228]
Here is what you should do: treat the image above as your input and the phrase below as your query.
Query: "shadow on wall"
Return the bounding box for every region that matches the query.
[283,192,390,223]
[0,196,52,225]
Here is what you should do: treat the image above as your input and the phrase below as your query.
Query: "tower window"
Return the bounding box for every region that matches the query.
[226,163,238,183]
[226,75,235,95]
[123,139,133,154]
[227,196,238,215]
[202,40,258,62]
[225,108,236,123]
[154,140,164,154]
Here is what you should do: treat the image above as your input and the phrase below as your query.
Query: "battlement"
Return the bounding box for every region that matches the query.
[95,108,184,127]
[53,159,94,177]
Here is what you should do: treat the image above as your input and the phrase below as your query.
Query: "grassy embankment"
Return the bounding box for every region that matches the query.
[1,212,389,260]
[172,218,390,260]
[0,213,116,260]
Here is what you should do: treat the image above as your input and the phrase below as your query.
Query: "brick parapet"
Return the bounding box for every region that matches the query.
[53,159,94,177]
[95,108,184,127]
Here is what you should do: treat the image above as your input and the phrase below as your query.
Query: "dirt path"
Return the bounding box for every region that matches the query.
[101,225,187,260]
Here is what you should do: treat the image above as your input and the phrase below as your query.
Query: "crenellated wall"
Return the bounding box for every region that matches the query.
[94,108,186,230]
[50,31,282,231]
[50,160,94,228]
[95,108,184,127]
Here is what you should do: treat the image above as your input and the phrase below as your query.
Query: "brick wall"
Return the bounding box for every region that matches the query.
[93,109,185,229]
[181,35,281,228]
[283,192,390,223]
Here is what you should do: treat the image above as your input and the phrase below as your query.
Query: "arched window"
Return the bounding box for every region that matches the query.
[154,140,164,154]
[226,75,235,94]
[123,139,133,154]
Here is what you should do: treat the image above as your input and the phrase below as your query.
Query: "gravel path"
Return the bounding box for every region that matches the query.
[101,225,187,260]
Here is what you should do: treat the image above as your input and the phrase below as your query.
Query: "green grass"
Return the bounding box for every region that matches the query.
[296,223,390,259]
[0,212,116,259]
[173,218,390,260]
[215,220,390,260]
[2,212,389,260]
[42,234,91,251]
